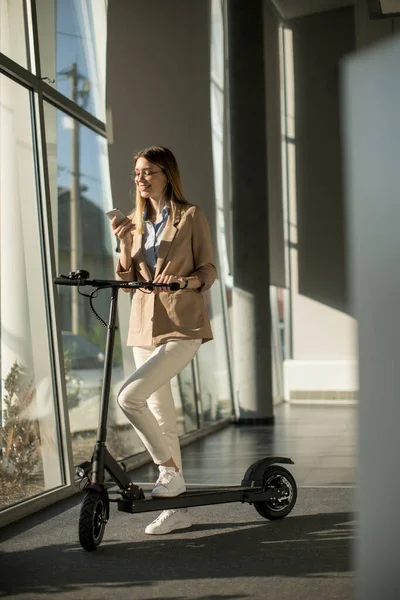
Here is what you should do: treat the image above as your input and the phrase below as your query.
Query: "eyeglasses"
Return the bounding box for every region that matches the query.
[132,169,164,180]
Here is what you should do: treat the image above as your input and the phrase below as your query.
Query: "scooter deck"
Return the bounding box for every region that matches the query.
[117,485,269,513]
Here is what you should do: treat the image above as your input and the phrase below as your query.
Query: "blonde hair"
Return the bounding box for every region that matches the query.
[129,146,188,234]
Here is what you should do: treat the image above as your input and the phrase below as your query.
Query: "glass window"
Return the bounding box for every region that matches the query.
[0,74,64,510]
[197,281,232,424]
[163,369,198,437]
[210,0,234,421]
[0,0,27,67]
[211,0,232,286]
[171,376,185,436]
[36,0,107,121]
[177,364,199,434]
[43,102,146,465]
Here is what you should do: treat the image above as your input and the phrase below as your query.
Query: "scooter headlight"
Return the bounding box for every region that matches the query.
[76,466,86,479]
[75,461,92,479]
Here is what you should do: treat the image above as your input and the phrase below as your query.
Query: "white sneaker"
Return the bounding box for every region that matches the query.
[151,467,186,498]
[145,509,192,535]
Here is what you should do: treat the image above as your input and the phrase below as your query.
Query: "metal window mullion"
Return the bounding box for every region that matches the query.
[0,52,37,88]
[31,85,77,489]
[42,86,106,137]
[25,0,40,77]
[0,55,106,138]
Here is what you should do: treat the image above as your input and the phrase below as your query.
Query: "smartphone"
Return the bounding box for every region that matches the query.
[105,208,127,226]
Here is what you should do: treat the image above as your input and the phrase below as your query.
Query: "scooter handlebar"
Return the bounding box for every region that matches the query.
[54,273,180,291]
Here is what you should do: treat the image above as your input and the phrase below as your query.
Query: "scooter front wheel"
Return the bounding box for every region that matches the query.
[253,465,297,520]
[79,489,108,551]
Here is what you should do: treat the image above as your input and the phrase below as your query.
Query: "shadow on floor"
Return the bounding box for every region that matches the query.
[0,510,355,598]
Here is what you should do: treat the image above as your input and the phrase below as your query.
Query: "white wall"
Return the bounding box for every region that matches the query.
[282,7,358,400]
[106,0,216,242]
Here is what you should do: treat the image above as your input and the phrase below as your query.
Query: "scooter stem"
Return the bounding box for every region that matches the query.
[97,286,119,444]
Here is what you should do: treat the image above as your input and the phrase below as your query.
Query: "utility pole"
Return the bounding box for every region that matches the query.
[59,63,90,334]
[70,63,81,334]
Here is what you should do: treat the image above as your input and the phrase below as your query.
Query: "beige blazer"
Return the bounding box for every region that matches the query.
[116,203,217,347]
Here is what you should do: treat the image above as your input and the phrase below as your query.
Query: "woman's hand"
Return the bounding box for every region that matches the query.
[152,273,183,293]
[112,216,136,246]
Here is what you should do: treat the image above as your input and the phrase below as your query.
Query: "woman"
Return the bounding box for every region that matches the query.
[112,146,216,535]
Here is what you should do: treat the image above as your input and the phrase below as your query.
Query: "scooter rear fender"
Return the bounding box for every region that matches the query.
[241,457,294,488]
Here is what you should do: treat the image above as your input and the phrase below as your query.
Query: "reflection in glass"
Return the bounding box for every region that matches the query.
[36,0,107,121]
[170,367,198,436]
[177,364,198,434]
[0,75,63,510]
[171,376,185,436]
[197,284,232,424]
[0,0,27,67]
[44,102,145,465]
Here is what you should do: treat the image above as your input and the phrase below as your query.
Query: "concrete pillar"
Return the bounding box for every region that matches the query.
[227,0,273,423]
[342,33,400,600]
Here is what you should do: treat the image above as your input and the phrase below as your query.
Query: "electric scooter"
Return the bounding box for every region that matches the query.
[54,270,297,552]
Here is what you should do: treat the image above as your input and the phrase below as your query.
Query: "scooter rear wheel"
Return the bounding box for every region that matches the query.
[253,465,297,520]
[79,490,108,551]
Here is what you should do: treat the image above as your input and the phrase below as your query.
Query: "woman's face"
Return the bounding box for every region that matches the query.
[134,157,167,201]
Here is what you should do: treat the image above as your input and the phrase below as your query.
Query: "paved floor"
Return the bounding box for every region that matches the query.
[0,403,357,600]
[134,403,357,488]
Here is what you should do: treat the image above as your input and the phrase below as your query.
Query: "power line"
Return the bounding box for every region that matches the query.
[56,30,93,42]
[58,165,103,184]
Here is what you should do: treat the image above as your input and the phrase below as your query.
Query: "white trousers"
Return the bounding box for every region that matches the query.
[117,339,201,471]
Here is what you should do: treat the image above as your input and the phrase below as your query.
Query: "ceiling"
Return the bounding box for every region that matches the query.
[270,0,355,19]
